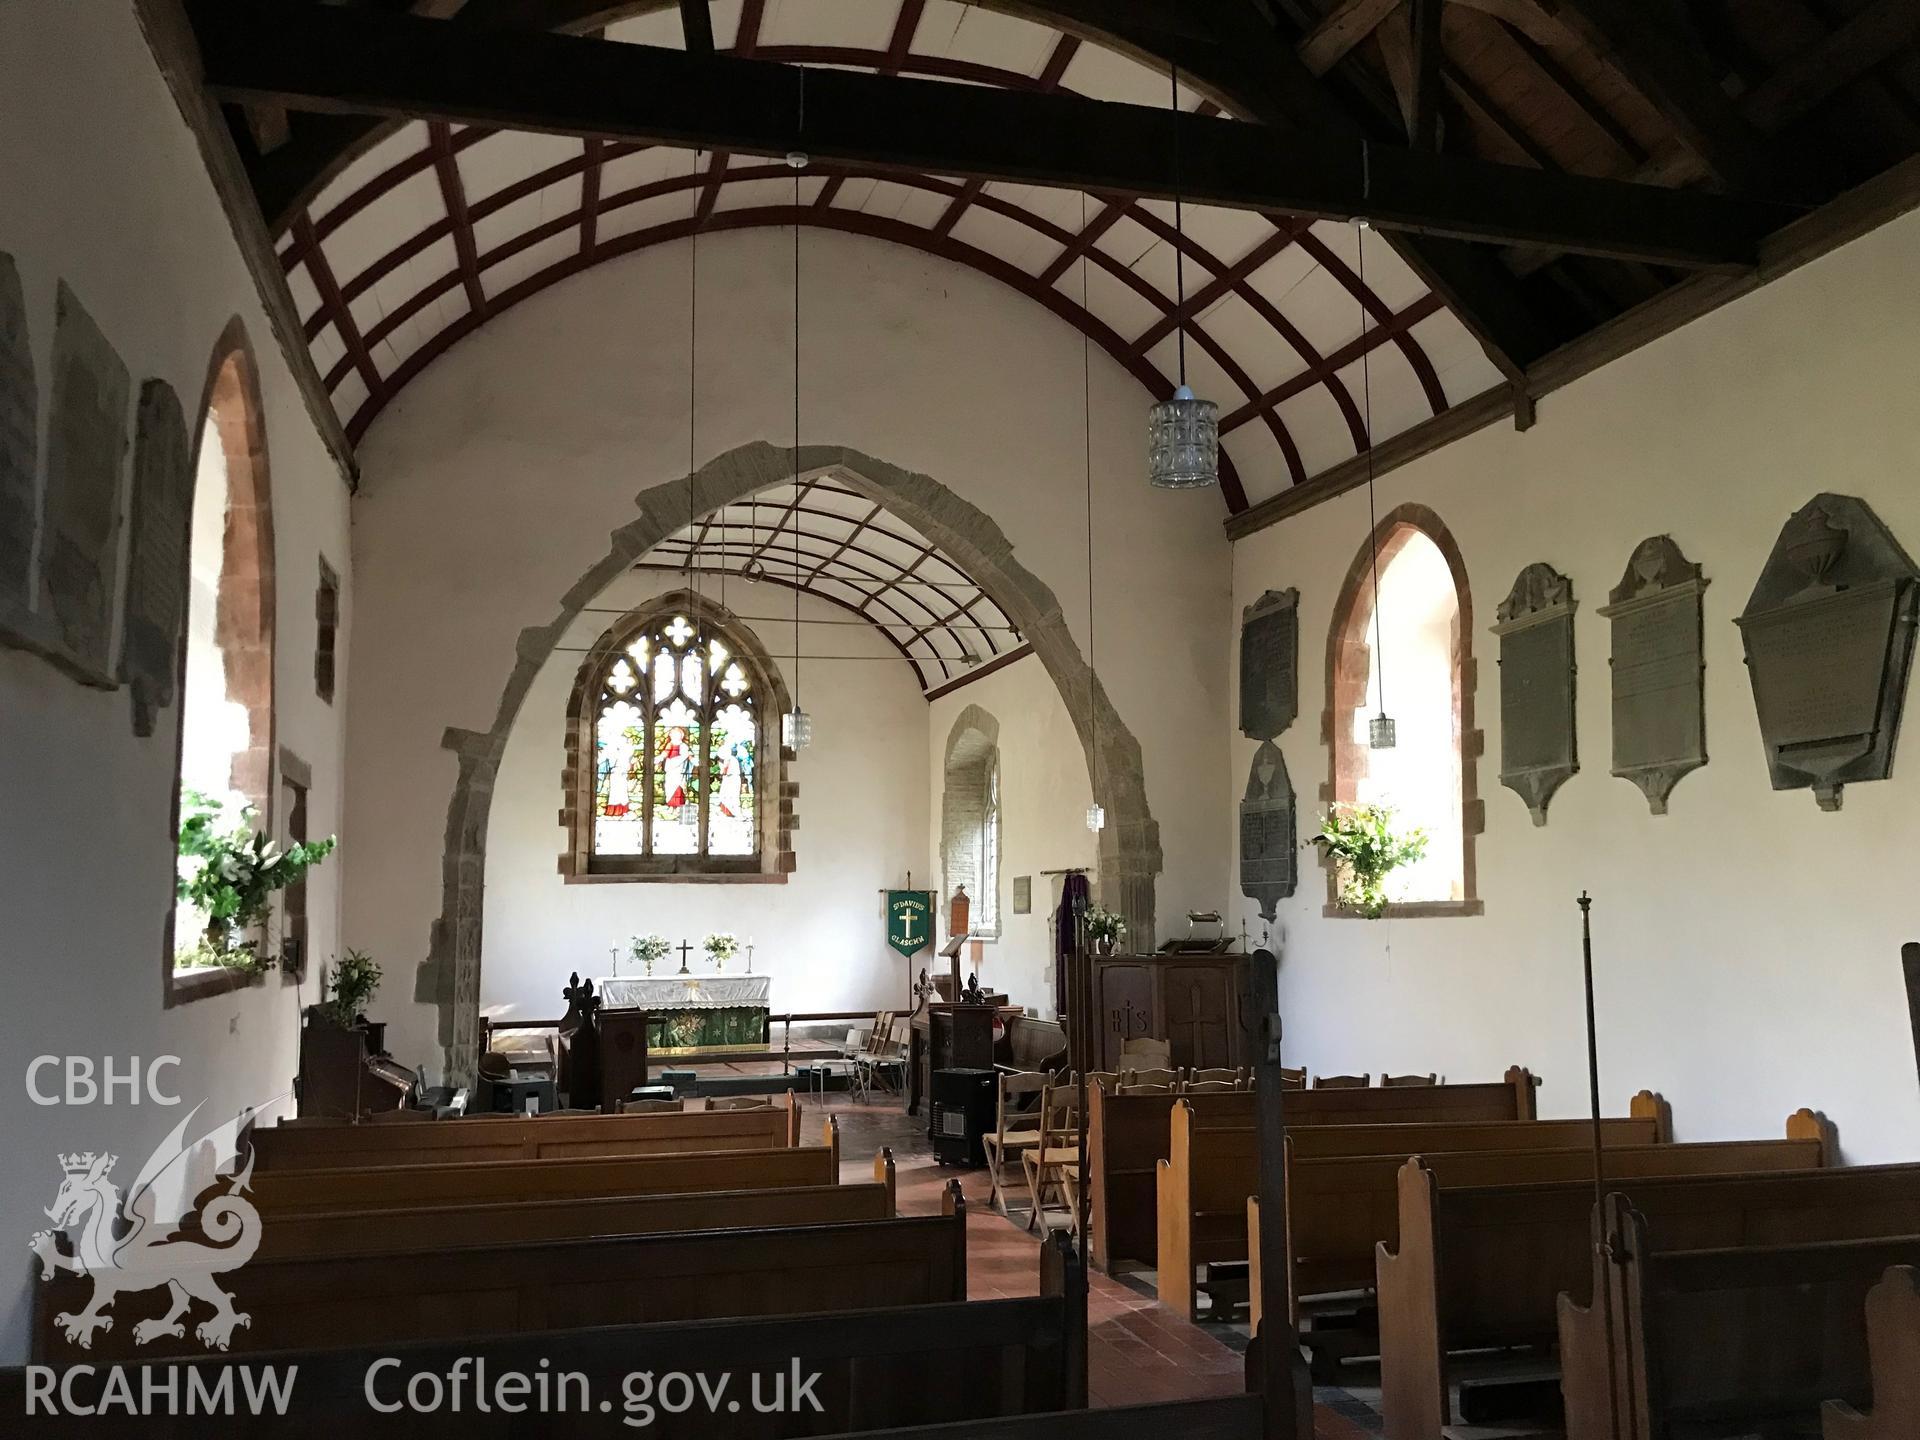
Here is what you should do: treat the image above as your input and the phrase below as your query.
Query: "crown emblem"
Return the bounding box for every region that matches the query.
[58,1152,114,1175]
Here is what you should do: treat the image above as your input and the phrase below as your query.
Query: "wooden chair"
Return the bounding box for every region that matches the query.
[982,1070,1051,1216]
[1123,1067,1181,1090]
[853,1014,909,1102]
[1276,1065,1306,1089]
[1085,1070,1120,1093]
[705,1095,773,1111]
[620,1097,685,1113]
[1022,1077,1085,1236]
[1381,1072,1438,1086]
[1184,1068,1246,1093]
[1313,1073,1370,1089]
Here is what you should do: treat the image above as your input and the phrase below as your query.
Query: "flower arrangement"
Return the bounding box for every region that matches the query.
[320,949,383,1028]
[629,933,671,977]
[703,932,739,969]
[1083,904,1127,954]
[1308,802,1428,919]
[176,790,336,962]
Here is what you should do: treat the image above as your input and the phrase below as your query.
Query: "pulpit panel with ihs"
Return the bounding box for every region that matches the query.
[1162,971,1234,1071]
[1088,954,1254,1072]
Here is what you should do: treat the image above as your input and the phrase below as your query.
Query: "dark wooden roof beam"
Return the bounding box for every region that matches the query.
[188,0,1794,267]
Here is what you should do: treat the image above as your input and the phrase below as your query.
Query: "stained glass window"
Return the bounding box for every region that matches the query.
[590,610,760,869]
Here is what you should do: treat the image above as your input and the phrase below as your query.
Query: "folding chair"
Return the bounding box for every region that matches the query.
[1313,1073,1371,1089]
[981,1070,1050,1216]
[1021,1075,1085,1236]
[1381,1072,1438,1087]
[1182,1067,1246,1093]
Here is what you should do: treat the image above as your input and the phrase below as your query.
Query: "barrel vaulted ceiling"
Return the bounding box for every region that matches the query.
[274,1,1504,513]
[185,0,1920,524]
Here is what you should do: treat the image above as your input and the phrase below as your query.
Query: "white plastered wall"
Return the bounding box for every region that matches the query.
[482,571,929,1022]
[1230,206,1920,1163]
[0,0,352,1361]
[343,226,1231,1074]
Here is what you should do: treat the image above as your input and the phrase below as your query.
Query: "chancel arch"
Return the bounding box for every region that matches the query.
[424,441,1161,1080]
[166,321,278,1004]
[1321,502,1481,917]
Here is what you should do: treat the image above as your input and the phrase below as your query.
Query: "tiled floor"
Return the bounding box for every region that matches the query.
[822,1092,1384,1435]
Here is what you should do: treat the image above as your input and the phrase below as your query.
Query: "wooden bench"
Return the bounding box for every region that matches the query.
[1239,1112,1827,1337]
[1379,1159,1920,1440]
[1089,1071,1555,1271]
[251,1092,804,1169]
[242,1126,842,1216]
[254,1151,898,1262]
[1824,1266,1920,1439]
[1560,1193,1920,1440]
[34,1181,967,1362]
[11,1230,1093,1439]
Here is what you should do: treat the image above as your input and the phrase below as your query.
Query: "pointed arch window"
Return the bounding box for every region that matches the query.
[565,593,792,880]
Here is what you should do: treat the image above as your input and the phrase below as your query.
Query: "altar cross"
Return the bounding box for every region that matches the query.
[677,940,693,975]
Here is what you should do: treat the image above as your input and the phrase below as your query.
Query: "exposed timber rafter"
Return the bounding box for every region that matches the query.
[187,0,1793,268]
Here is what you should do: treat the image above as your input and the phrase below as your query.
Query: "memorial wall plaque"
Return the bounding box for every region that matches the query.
[0,252,35,615]
[1596,536,1708,815]
[40,281,128,685]
[1239,740,1297,922]
[1490,562,1578,826]
[1239,587,1299,740]
[1735,494,1917,812]
[121,379,192,737]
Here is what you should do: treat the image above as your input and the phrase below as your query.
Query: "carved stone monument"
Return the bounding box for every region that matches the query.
[1596,536,1709,815]
[39,282,128,685]
[1735,494,1917,811]
[0,252,34,616]
[1490,562,1579,825]
[121,380,193,737]
[1239,740,1297,922]
[1239,587,1299,740]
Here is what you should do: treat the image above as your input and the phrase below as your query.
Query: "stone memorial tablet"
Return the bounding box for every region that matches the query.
[121,379,192,737]
[40,282,128,684]
[1735,494,1917,811]
[1490,562,1578,826]
[0,252,35,614]
[1596,536,1708,815]
[1239,587,1299,740]
[1239,740,1297,921]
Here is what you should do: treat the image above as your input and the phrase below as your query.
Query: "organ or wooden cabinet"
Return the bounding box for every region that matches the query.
[1088,952,1256,1072]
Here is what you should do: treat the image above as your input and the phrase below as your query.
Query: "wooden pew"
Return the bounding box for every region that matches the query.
[11,1231,1097,1440]
[1240,1111,1827,1337]
[251,1091,804,1170]
[1825,1266,1920,1440]
[34,1182,967,1362]
[255,1151,898,1261]
[1089,1070,1556,1271]
[1379,1159,1920,1440]
[244,1124,842,1216]
[1560,1195,1920,1440]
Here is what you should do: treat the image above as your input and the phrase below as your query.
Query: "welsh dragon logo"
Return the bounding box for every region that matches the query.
[29,1103,262,1351]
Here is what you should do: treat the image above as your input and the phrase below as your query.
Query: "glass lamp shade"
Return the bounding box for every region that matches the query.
[1147,385,1220,490]
[1368,712,1398,750]
[783,706,814,750]
[1085,803,1106,833]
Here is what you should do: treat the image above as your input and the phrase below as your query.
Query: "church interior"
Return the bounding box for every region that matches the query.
[5,0,1920,1434]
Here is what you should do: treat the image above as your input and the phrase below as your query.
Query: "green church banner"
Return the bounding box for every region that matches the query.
[886,890,934,959]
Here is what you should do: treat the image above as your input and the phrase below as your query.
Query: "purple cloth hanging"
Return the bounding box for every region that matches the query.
[1054,872,1090,1019]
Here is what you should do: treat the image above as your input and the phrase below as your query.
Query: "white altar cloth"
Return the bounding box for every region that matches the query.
[598,974,772,1010]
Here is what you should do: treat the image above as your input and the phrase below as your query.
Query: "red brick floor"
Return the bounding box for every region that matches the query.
[821,1093,1376,1434]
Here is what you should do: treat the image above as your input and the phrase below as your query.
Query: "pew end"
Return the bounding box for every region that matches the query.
[874,1145,898,1213]
[1375,1159,1448,1440]
[1505,1065,1541,1122]
[1822,1265,1920,1440]
[1787,1106,1839,1165]
[1629,1089,1672,1142]
[826,1111,842,1176]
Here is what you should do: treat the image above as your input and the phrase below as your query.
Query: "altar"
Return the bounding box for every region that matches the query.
[597,973,772,1053]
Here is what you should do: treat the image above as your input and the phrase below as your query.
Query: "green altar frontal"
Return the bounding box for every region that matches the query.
[597,973,772,1055]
